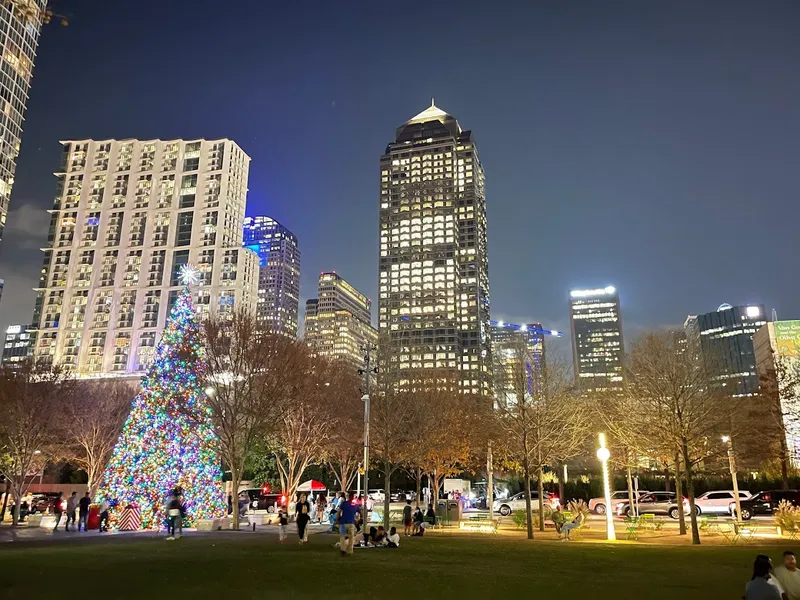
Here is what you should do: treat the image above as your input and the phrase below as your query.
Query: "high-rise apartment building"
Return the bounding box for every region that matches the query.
[569,286,624,393]
[754,320,800,466]
[1,323,33,365]
[32,139,259,375]
[491,320,556,406]
[242,216,300,337]
[304,272,377,368]
[378,102,491,394]
[0,2,47,246]
[686,303,767,396]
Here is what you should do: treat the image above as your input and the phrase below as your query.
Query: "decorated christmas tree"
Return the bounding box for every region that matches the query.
[96,268,225,529]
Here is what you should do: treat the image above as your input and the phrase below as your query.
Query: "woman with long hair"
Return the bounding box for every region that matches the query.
[295,493,311,544]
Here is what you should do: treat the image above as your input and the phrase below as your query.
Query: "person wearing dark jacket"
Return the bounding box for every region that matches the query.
[78,492,91,532]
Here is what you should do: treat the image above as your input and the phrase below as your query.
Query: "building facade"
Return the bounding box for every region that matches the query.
[569,286,624,393]
[754,320,800,466]
[378,102,491,394]
[304,272,377,368]
[687,303,767,396]
[0,1,47,247]
[490,321,551,406]
[2,323,32,365]
[32,139,259,375]
[243,216,300,337]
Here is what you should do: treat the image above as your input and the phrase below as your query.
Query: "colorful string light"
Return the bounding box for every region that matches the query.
[96,287,225,529]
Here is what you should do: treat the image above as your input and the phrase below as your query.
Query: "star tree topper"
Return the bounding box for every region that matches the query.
[179,263,199,287]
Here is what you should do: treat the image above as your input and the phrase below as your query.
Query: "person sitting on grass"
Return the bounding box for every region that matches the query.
[386,526,400,548]
[745,555,783,600]
[361,526,377,547]
[560,511,584,541]
[773,550,800,600]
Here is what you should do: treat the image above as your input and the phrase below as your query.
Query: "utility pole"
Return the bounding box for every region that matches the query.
[358,343,377,525]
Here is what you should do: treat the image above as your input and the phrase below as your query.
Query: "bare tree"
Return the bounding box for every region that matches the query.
[200,310,296,530]
[754,354,800,489]
[0,361,75,525]
[623,331,736,545]
[272,351,341,503]
[323,362,362,493]
[495,339,591,539]
[64,380,134,496]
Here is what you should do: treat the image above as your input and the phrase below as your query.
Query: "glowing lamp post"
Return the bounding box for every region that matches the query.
[597,433,616,541]
[722,435,742,522]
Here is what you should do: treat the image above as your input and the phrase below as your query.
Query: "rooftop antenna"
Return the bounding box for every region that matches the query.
[772,308,778,322]
[431,97,435,106]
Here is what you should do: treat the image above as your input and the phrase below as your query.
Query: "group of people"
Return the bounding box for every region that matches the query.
[50,491,106,533]
[746,551,800,600]
[550,505,586,540]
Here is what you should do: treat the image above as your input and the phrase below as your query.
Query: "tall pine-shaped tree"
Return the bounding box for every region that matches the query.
[96,283,225,529]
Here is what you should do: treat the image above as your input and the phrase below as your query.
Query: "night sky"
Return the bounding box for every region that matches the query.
[0,0,798,354]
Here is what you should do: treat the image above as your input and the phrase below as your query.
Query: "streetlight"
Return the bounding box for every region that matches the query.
[596,433,616,541]
[722,435,742,523]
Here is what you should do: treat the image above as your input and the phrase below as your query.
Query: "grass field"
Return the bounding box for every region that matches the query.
[0,532,790,599]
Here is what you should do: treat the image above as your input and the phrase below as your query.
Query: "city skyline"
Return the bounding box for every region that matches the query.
[0,1,797,350]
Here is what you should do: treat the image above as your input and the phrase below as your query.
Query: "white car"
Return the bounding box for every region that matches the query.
[492,491,558,517]
[367,489,385,502]
[693,490,751,515]
[589,491,649,515]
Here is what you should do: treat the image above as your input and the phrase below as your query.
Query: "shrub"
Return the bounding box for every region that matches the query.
[773,500,800,534]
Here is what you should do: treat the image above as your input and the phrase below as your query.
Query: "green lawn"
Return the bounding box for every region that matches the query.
[0,533,789,599]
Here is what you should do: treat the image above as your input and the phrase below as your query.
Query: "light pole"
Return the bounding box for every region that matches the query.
[597,433,616,541]
[358,343,377,525]
[722,435,742,522]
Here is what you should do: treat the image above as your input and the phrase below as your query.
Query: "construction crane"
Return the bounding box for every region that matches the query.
[5,0,68,26]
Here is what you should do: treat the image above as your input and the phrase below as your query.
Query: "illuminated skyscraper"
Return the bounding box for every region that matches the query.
[32,139,259,374]
[305,272,377,368]
[378,102,491,394]
[243,216,300,337]
[688,303,767,396]
[491,321,561,406]
[569,286,624,393]
[0,2,48,246]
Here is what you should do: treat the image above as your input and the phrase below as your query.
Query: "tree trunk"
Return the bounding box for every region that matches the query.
[523,456,533,540]
[486,443,494,520]
[780,435,790,490]
[383,481,391,530]
[557,462,565,505]
[415,466,422,507]
[537,464,545,532]
[626,466,636,517]
[231,466,241,530]
[664,464,671,493]
[674,453,686,536]
[680,439,700,545]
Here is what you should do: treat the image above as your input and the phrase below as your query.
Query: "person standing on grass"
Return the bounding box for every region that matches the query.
[774,551,799,600]
[52,492,64,532]
[65,492,78,531]
[78,492,91,532]
[403,499,413,536]
[316,493,327,524]
[166,490,183,540]
[746,555,783,600]
[295,493,311,544]
[337,491,359,556]
[278,507,288,543]
[98,499,110,532]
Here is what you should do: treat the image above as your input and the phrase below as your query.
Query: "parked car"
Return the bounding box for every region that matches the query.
[368,489,385,502]
[390,490,415,503]
[734,490,800,521]
[240,489,287,512]
[691,490,751,515]
[614,491,691,519]
[492,491,558,517]
[589,490,649,515]
[29,493,62,514]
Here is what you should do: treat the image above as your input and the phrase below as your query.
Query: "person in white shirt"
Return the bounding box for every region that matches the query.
[774,551,800,600]
[386,526,400,548]
[746,555,782,600]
